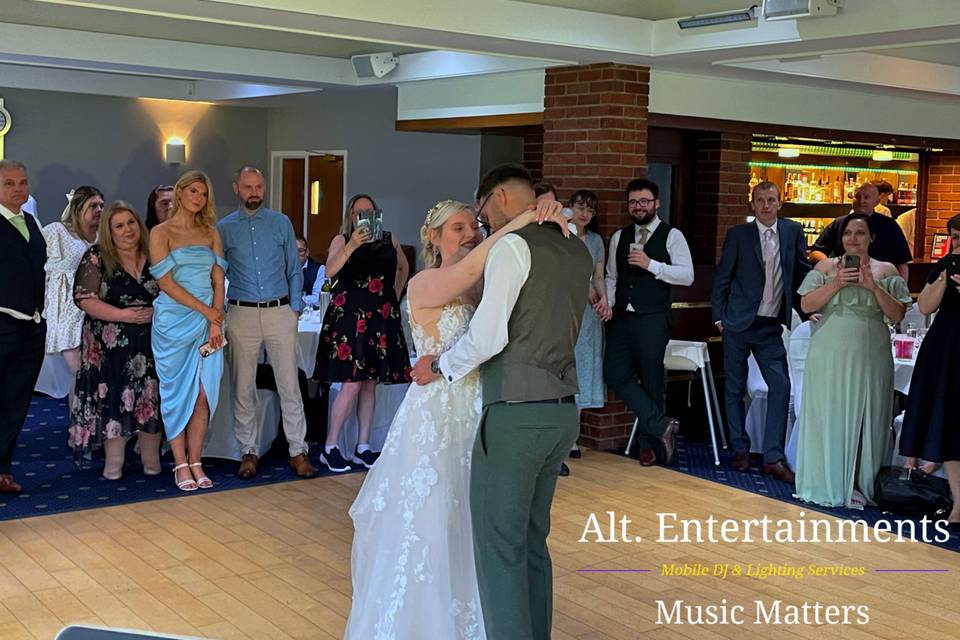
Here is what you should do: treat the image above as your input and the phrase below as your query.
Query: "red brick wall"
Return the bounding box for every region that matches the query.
[523,129,544,183]
[924,152,960,257]
[693,132,752,262]
[541,62,649,451]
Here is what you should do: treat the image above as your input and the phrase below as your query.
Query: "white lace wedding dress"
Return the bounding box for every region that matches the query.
[344,301,486,640]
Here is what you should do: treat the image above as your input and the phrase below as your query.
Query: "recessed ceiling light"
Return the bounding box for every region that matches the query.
[778,147,800,158]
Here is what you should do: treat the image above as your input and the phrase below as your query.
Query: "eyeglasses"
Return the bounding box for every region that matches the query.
[628,198,656,207]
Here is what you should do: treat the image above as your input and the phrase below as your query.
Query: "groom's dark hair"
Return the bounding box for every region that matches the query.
[476,163,533,201]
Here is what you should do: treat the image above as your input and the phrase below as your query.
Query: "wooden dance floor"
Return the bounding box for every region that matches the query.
[0,450,957,639]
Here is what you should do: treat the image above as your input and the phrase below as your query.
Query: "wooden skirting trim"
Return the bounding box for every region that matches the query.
[395,112,544,132]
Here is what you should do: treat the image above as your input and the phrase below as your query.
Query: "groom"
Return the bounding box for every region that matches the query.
[413,164,592,640]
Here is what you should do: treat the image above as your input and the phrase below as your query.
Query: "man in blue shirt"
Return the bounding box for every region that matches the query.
[219,165,316,479]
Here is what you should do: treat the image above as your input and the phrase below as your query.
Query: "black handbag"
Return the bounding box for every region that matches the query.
[874,465,953,516]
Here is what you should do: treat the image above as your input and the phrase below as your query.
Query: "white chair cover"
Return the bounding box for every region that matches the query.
[34,353,74,398]
[203,349,282,461]
[744,323,794,454]
[784,321,813,470]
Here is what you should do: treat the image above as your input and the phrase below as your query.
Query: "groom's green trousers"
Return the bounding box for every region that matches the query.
[471,400,580,640]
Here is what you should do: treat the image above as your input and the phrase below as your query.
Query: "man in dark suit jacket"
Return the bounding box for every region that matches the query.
[0,160,47,495]
[712,181,811,483]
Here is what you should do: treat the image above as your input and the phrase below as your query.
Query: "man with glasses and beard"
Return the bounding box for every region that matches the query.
[604,178,694,467]
[218,165,316,479]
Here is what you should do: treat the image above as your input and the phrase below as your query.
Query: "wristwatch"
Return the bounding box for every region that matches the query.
[430,359,443,377]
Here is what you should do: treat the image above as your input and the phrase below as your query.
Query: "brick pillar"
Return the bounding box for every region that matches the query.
[541,62,649,451]
[924,152,960,256]
[693,133,751,263]
[523,129,544,183]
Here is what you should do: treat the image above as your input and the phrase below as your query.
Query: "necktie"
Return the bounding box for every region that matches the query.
[638,227,649,245]
[762,228,776,305]
[9,214,29,241]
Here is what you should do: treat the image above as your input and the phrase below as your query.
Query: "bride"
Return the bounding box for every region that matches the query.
[344,199,566,639]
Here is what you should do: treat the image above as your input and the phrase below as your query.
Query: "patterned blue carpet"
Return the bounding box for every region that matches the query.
[642,432,960,553]
[5,396,958,557]
[0,394,360,521]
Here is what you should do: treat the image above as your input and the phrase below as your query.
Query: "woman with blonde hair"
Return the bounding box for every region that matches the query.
[42,186,104,405]
[149,171,227,491]
[71,201,163,479]
[314,193,411,472]
[344,197,567,639]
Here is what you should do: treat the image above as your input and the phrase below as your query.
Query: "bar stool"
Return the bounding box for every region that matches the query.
[624,339,727,466]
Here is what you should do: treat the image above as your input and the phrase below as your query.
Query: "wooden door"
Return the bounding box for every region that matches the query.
[306,154,345,261]
[281,157,305,238]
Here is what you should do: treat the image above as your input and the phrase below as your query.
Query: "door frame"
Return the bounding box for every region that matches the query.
[270,149,349,239]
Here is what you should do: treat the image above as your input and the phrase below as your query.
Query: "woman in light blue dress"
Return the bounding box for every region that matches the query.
[567,191,611,463]
[149,171,227,492]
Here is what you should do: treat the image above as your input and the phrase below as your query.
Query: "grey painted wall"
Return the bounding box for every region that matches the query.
[265,87,482,249]
[0,87,267,224]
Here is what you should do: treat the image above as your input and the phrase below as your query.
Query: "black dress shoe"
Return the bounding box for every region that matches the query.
[638,448,657,467]
[762,461,796,484]
[569,448,582,459]
[559,462,570,476]
[730,451,750,473]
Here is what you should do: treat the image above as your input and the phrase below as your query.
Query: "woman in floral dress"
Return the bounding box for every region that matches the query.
[315,193,411,473]
[71,201,162,480]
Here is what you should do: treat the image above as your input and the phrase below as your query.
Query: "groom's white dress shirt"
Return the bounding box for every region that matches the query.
[438,235,530,383]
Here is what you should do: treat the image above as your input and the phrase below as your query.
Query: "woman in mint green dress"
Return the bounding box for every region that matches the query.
[795,213,910,509]
[149,171,227,492]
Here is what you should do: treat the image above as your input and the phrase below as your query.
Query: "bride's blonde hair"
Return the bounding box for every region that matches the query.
[419,200,473,268]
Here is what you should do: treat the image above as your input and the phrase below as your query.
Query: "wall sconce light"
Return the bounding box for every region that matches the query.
[165,137,186,164]
[310,180,322,215]
[871,150,893,162]
[778,147,800,158]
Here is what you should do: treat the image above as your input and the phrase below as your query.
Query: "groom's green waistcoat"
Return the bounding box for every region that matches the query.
[481,222,593,406]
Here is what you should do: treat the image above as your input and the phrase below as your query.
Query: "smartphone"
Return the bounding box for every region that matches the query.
[629,242,644,253]
[199,337,228,358]
[357,209,383,241]
[945,255,960,277]
[843,254,861,270]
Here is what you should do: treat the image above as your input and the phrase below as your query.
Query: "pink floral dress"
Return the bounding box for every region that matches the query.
[315,231,411,384]
[70,246,162,457]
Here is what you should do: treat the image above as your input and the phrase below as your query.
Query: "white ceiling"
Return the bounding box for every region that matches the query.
[1,0,960,105]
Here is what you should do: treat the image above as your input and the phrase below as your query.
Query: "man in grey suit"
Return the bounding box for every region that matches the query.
[712,181,811,483]
[412,164,593,640]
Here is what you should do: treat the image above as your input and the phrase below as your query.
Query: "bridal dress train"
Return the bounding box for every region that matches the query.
[344,301,486,640]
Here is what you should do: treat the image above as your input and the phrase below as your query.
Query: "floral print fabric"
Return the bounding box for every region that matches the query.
[70,246,163,457]
[315,232,412,384]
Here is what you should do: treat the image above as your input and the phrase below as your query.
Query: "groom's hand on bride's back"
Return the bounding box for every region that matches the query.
[411,355,440,386]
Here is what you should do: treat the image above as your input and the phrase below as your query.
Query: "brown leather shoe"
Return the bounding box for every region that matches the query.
[290,453,317,478]
[762,461,796,484]
[730,451,750,472]
[638,448,657,467]
[661,418,680,465]
[237,454,258,479]
[0,474,22,494]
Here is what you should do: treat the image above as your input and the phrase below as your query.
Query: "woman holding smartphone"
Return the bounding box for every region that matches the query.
[899,213,960,532]
[149,171,227,492]
[794,212,910,509]
[315,194,410,473]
